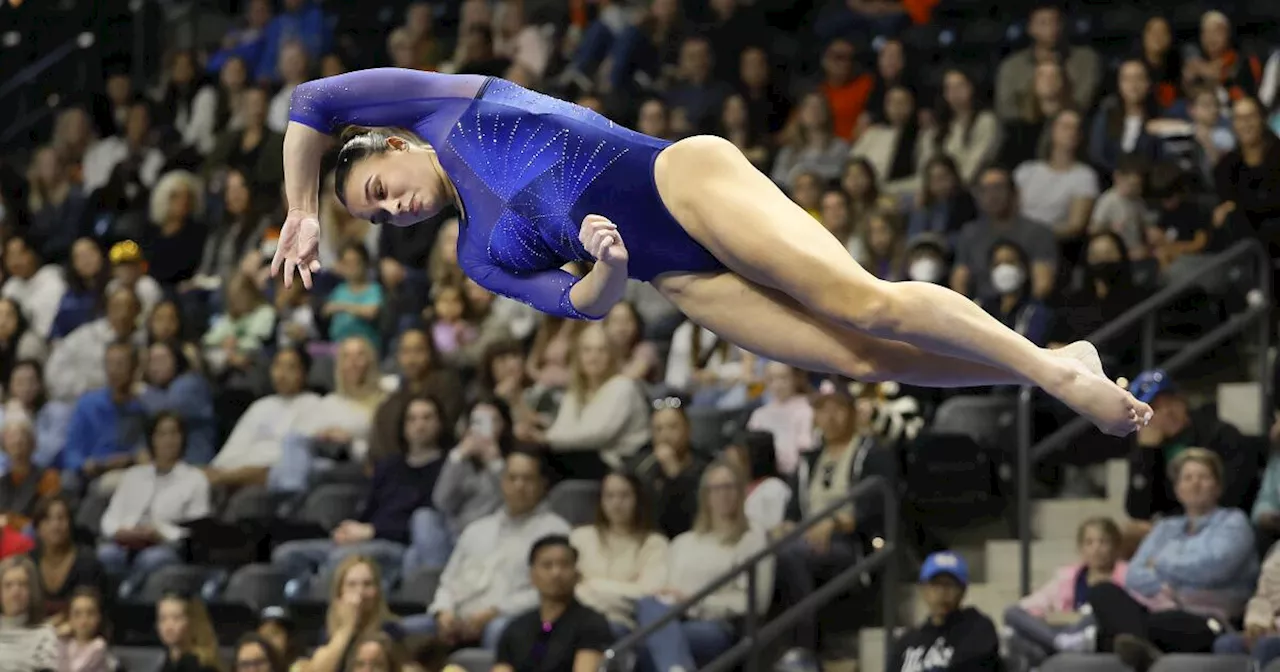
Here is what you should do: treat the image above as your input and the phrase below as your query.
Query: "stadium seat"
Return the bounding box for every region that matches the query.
[449,648,496,672]
[547,480,601,527]
[129,564,217,603]
[112,646,167,672]
[685,407,746,455]
[396,565,441,604]
[1039,654,1130,671]
[75,488,111,538]
[298,483,367,531]
[217,563,290,609]
[1151,655,1252,672]
[931,395,1017,452]
[312,461,372,487]
[221,485,281,523]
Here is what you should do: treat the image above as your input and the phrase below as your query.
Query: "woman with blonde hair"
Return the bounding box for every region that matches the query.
[770,91,851,186]
[302,336,386,460]
[301,555,401,672]
[155,592,222,672]
[531,324,651,479]
[145,170,208,286]
[345,631,408,672]
[633,461,771,671]
[0,555,59,671]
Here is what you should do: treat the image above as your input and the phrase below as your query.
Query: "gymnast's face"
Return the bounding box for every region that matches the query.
[342,136,449,227]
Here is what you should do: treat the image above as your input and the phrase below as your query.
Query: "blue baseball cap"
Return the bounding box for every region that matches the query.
[919,551,969,586]
[1129,369,1177,404]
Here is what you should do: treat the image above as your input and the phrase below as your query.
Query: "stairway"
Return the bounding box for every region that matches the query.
[855,380,1268,671]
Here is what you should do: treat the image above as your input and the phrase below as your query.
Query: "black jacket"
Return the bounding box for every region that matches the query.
[889,607,1001,672]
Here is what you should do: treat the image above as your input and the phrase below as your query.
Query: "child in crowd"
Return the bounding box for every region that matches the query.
[428,283,477,358]
[1089,156,1153,260]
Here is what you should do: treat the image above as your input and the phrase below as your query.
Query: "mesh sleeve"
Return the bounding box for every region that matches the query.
[287,68,484,133]
[465,261,600,321]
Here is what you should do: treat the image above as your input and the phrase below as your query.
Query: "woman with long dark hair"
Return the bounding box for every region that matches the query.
[724,431,791,531]
[1088,59,1162,173]
[920,68,1001,184]
[432,397,516,539]
[50,238,110,340]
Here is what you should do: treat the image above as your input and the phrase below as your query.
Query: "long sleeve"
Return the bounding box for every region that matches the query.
[464,257,594,321]
[1019,568,1070,617]
[184,86,219,155]
[1153,509,1256,587]
[545,377,643,451]
[1087,107,1110,171]
[1124,521,1170,597]
[59,400,94,473]
[1246,547,1280,628]
[154,468,211,541]
[98,470,137,538]
[431,453,502,525]
[1254,458,1280,521]
[287,68,485,134]
[956,112,1001,183]
[696,527,773,620]
[45,329,94,401]
[428,522,473,615]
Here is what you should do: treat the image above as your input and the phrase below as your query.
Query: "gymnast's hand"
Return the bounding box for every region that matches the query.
[272,208,323,289]
[579,214,628,267]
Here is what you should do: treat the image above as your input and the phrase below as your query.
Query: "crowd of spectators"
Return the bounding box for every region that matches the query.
[0,0,1278,671]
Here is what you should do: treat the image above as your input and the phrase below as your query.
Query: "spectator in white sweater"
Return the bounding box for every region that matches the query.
[0,556,59,672]
[570,471,669,634]
[44,287,144,402]
[534,324,650,480]
[635,461,772,672]
[404,450,570,649]
[97,412,211,584]
[1,236,66,339]
[204,346,320,492]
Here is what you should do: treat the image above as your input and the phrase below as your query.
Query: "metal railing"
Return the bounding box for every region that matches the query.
[0,32,97,149]
[602,475,899,672]
[1012,239,1274,596]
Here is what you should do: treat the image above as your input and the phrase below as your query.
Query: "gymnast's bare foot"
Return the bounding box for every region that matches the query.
[1045,356,1153,437]
[1054,341,1105,380]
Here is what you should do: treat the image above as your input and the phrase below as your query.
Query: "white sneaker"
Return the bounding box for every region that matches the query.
[1053,625,1097,653]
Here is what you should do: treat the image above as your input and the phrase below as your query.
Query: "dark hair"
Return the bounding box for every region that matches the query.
[274,344,313,376]
[1147,161,1188,200]
[333,126,425,213]
[933,68,985,154]
[730,431,782,481]
[236,633,287,672]
[106,340,138,368]
[147,411,187,458]
[528,534,577,566]
[67,586,112,643]
[1104,60,1160,141]
[339,241,371,268]
[1076,516,1122,549]
[1113,153,1150,178]
[147,299,187,343]
[462,395,514,452]
[9,359,47,409]
[397,393,454,452]
[919,154,963,208]
[31,494,73,537]
[147,339,190,384]
[506,447,549,480]
[988,237,1031,271]
[478,337,525,391]
[4,233,39,261]
[63,237,110,297]
[593,471,654,537]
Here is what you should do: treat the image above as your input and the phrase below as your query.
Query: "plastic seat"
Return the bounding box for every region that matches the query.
[397,566,442,604]
[132,564,216,603]
[1040,654,1130,672]
[449,648,496,672]
[546,480,601,527]
[1151,654,1252,672]
[298,483,367,531]
[111,646,167,672]
[930,395,1017,452]
[218,563,290,609]
[220,485,280,523]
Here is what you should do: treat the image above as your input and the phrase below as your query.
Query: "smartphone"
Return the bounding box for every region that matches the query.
[471,412,495,439]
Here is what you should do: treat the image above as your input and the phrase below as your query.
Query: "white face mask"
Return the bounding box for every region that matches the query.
[991,263,1025,294]
[908,257,943,283]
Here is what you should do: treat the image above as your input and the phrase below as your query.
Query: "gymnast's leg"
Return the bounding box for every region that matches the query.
[652,271,1070,387]
[653,136,1150,435]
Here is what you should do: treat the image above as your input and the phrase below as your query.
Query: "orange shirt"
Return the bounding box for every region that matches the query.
[823,74,875,141]
[902,0,939,25]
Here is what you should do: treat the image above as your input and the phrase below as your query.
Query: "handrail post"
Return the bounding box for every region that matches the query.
[745,565,759,672]
[882,467,898,672]
[1017,386,1033,598]
[1141,313,1156,372]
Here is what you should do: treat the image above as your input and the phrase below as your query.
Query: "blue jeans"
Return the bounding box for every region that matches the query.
[97,542,183,584]
[402,508,454,573]
[1213,632,1280,667]
[400,612,512,651]
[634,597,735,671]
[272,538,408,584]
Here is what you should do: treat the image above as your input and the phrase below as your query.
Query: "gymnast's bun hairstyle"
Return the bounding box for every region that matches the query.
[333,126,426,207]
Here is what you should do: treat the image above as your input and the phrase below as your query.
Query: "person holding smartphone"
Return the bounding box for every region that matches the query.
[432,398,513,543]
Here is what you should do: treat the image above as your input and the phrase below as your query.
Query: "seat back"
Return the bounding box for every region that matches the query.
[546,480,601,527]
[449,648,496,672]
[136,565,214,603]
[1151,654,1252,672]
[220,563,289,609]
[1040,654,1131,672]
[112,646,167,672]
[299,483,367,531]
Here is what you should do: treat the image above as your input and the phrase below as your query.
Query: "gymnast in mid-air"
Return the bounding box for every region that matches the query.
[271,68,1152,436]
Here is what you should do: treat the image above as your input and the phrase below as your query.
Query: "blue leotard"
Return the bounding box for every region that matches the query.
[288,68,725,319]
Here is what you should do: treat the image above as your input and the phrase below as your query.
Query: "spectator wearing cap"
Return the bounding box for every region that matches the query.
[104,241,163,320]
[97,412,211,584]
[773,379,894,652]
[256,605,303,668]
[1091,448,1257,668]
[887,552,1000,670]
[627,399,708,539]
[902,234,951,286]
[1,235,66,339]
[745,362,814,476]
[58,341,148,492]
[906,155,978,245]
[951,167,1058,302]
[494,536,613,672]
[1125,370,1266,524]
[994,3,1101,120]
[205,347,319,492]
[405,450,570,648]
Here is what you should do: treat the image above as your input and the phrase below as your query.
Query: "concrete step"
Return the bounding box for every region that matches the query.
[1031,498,1124,539]
[1218,381,1266,436]
[984,538,1080,591]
